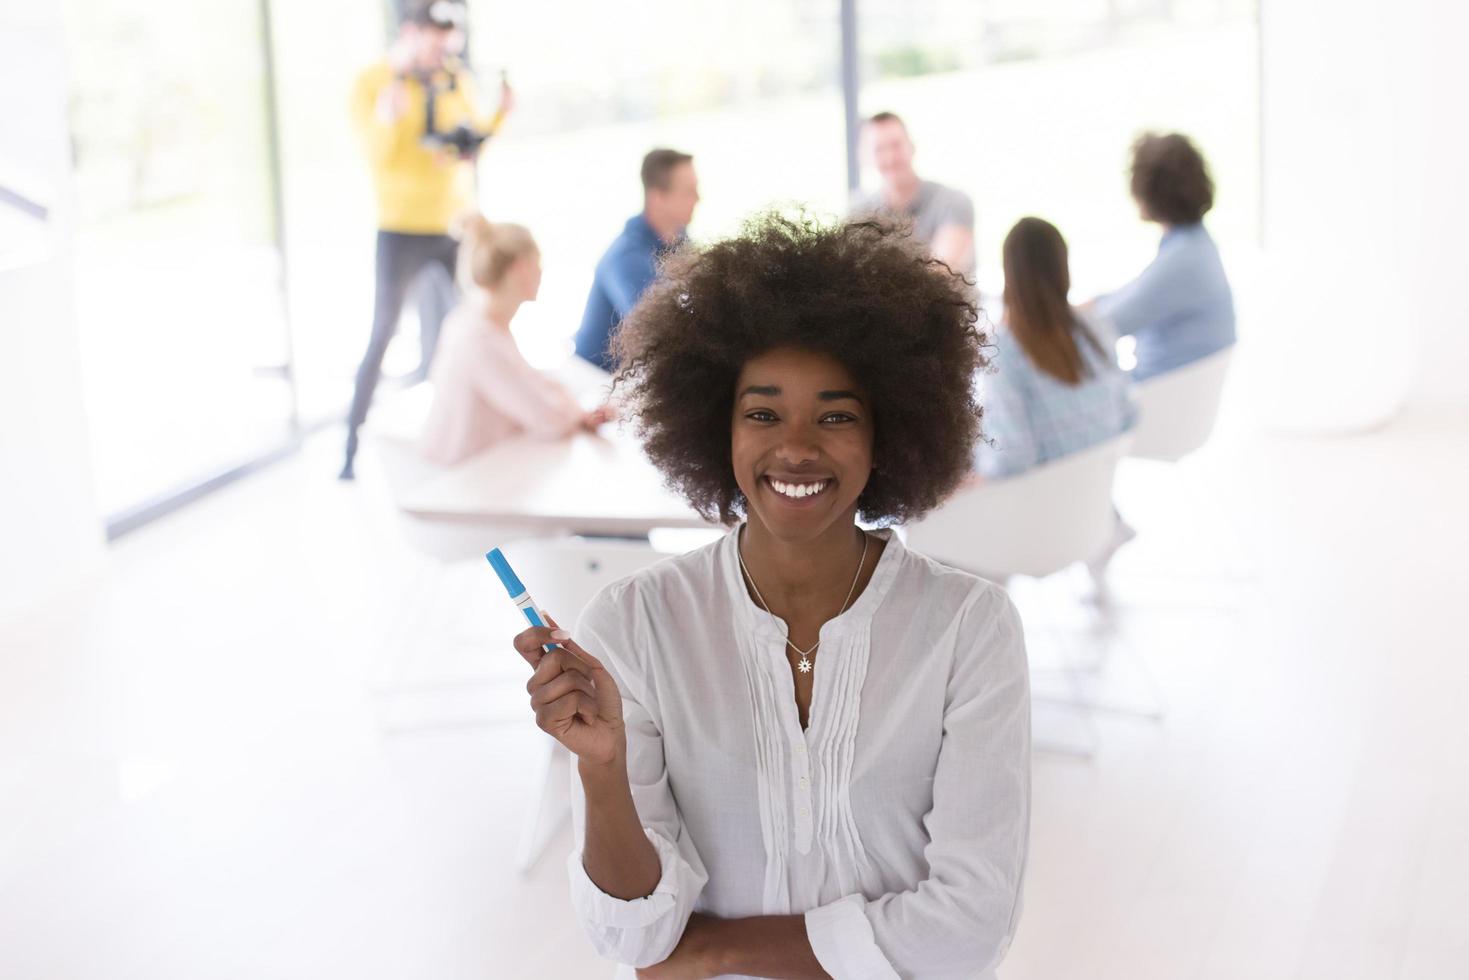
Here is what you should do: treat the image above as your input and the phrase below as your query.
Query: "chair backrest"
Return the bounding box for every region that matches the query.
[904,434,1131,580]
[493,537,669,629]
[1128,348,1233,461]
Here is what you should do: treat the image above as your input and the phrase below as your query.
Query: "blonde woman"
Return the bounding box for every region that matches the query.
[420,214,610,466]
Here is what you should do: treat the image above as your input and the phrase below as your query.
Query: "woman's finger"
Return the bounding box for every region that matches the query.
[512,625,565,667]
[544,613,610,676]
[529,670,595,709]
[535,691,598,733]
[526,648,574,690]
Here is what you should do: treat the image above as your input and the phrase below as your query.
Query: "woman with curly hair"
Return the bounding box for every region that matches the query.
[512,213,1030,979]
[1093,132,1236,382]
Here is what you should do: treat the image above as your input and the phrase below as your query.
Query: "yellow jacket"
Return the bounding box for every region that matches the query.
[350,60,502,234]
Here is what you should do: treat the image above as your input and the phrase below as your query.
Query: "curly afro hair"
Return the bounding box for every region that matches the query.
[1129,132,1215,225]
[610,210,988,527]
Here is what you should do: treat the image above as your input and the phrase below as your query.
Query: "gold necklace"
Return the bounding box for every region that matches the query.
[737,527,870,675]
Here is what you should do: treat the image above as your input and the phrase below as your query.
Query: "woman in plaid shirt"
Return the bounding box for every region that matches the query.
[976,217,1137,481]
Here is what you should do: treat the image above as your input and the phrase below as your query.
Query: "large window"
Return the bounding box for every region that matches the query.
[64,0,294,521]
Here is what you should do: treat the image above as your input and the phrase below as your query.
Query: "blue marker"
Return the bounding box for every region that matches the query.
[486,547,558,648]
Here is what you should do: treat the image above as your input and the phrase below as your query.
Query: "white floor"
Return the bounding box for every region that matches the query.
[2,392,1466,979]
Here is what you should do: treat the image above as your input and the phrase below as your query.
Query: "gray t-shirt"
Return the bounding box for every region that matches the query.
[852,179,976,275]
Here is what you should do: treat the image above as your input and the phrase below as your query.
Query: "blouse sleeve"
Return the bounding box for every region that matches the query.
[805,590,1031,979]
[565,589,710,969]
[349,67,409,166]
[470,335,587,440]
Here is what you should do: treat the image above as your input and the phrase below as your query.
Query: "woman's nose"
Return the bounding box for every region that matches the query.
[776,426,820,464]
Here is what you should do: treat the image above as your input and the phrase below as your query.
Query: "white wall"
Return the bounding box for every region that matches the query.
[0,2,103,620]
[1405,2,1469,412]
[1258,0,1469,431]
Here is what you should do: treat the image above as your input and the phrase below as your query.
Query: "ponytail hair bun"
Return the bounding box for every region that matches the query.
[452,210,538,290]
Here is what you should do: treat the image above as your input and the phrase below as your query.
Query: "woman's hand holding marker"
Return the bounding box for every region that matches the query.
[513,614,625,769]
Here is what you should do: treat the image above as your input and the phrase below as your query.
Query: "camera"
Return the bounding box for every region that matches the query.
[411,63,493,160]
[423,123,490,160]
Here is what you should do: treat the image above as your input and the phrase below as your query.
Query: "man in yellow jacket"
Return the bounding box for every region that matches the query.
[341,0,512,480]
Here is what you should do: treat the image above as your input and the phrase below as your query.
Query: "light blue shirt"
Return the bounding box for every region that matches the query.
[977,313,1138,481]
[1095,223,1235,382]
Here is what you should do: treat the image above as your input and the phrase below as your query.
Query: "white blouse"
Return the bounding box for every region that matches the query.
[567,527,1031,980]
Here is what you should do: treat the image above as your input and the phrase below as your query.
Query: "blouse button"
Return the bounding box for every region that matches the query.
[798,806,809,816]
[799,776,809,788]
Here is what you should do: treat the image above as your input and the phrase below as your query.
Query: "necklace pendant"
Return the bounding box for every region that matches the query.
[797,656,813,674]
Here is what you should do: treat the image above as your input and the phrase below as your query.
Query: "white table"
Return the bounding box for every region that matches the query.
[396,427,715,537]
[384,354,716,539]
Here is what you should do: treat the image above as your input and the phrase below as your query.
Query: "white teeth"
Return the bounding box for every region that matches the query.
[769,478,827,499]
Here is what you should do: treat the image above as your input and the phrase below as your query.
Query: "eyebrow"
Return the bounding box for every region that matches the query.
[738,385,865,405]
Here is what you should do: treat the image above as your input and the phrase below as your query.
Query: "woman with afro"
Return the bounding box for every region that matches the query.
[512,212,1030,980]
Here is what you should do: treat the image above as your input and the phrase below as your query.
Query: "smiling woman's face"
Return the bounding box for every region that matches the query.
[730,347,875,544]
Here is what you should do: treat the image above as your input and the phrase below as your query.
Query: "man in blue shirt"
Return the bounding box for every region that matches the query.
[574,149,700,371]
[1094,133,1235,382]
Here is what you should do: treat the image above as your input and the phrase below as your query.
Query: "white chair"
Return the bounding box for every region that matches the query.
[904,436,1138,756]
[904,434,1132,581]
[1128,348,1233,461]
[494,537,672,872]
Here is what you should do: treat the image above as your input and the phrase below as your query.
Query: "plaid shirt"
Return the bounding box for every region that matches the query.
[976,313,1137,480]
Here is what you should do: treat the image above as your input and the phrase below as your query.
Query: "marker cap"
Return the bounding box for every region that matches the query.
[485,548,526,597]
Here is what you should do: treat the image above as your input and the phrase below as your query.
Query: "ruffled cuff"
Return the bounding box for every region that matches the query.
[567,827,700,966]
[805,894,900,980]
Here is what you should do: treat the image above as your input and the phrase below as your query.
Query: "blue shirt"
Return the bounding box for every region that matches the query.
[1095,223,1235,382]
[977,313,1138,481]
[574,214,669,371]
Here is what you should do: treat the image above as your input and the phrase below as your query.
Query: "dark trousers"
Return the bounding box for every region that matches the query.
[344,230,459,460]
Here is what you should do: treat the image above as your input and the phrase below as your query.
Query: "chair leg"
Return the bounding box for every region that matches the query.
[1028,573,1169,721]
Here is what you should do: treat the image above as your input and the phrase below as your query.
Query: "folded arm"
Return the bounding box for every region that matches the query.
[566,615,710,969]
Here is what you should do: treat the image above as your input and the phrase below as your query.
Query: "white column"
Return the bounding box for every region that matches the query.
[1257,0,1469,431]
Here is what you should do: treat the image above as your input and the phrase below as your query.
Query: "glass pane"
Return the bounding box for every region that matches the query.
[64,0,294,516]
[268,0,391,425]
[857,0,1258,297]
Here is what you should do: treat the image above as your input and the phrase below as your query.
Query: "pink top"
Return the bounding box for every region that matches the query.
[418,305,586,466]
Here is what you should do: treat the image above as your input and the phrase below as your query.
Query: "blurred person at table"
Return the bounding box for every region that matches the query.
[573,149,700,372]
[977,217,1136,483]
[341,0,515,480]
[419,215,610,467]
[851,111,976,280]
[1090,132,1235,382]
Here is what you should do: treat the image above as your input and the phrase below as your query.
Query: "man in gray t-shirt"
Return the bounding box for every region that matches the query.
[851,111,976,279]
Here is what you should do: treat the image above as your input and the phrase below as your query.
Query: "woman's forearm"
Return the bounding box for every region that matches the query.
[693,914,831,979]
[578,755,663,900]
